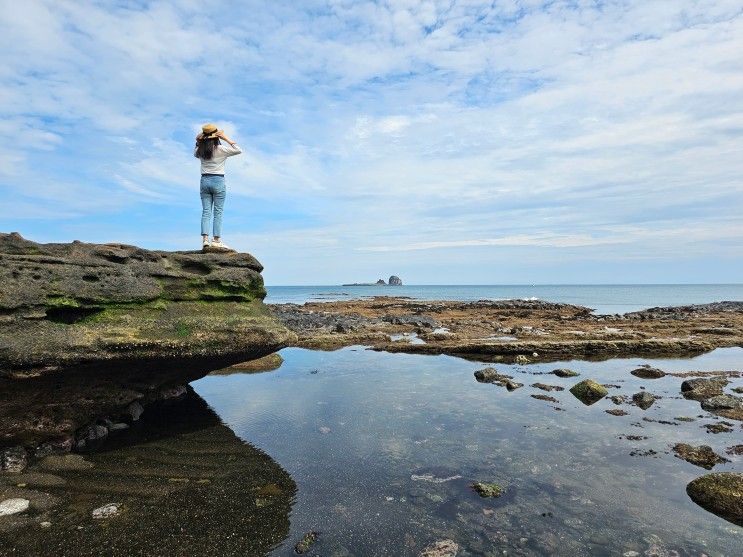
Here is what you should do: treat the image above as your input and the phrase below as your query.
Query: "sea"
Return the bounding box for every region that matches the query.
[265,284,743,314]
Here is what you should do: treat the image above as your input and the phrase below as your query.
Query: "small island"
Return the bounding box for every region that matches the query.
[342,275,403,286]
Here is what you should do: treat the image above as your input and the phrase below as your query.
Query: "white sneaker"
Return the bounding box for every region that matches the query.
[202,238,210,248]
[210,240,233,250]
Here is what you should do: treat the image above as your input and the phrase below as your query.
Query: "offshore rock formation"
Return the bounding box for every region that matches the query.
[388,275,403,286]
[0,233,293,450]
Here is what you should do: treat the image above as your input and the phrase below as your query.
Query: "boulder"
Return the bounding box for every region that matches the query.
[569,379,608,405]
[681,378,728,401]
[632,391,656,410]
[388,275,403,286]
[630,366,666,379]
[701,394,742,411]
[686,472,743,526]
[673,444,728,469]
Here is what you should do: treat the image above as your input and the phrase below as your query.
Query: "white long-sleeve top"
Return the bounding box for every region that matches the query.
[194,142,242,175]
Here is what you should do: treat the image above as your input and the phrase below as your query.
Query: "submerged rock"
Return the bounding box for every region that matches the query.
[569,380,608,405]
[726,445,743,455]
[474,368,521,390]
[673,444,729,469]
[92,503,121,519]
[531,383,564,392]
[471,482,503,498]
[703,422,734,434]
[552,368,579,378]
[606,409,629,416]
[75,424,109,451]
[0,446,27,473]
[610,395,627,405]
[686,472,743,526]
[0,498,30,517]
[505,380,523,391]
[632,392,656,410]
[532,394,559,403]
[294,531,319,554]
[630,366,666,379]
[419,539,459,557]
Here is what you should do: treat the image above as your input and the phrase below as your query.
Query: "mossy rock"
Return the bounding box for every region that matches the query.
[686,472,743,526]
[471,482,503,498]
[569,379,608,405]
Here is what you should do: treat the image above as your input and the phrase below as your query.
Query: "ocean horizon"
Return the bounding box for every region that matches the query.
[265,283,743,314]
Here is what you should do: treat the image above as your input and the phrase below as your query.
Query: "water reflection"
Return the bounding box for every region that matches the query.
[194,347,743,556]
[0,389,296,556]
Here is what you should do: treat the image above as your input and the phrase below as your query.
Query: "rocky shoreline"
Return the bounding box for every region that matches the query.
[273,297,743,362]
[0,233,293,470]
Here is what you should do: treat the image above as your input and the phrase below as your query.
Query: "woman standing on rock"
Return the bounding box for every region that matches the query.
[194,123,242,250]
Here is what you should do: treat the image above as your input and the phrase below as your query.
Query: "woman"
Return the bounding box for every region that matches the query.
[194,123,242,249]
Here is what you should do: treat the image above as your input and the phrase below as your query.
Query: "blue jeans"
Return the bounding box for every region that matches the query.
[200,175,226,237]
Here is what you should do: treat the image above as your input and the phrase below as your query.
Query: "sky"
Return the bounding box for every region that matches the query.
[1,1,742,285]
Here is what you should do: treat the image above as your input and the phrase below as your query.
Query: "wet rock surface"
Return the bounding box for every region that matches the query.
[672,444,729,469]
[630,366,666,379]
[551,368,579,377]
[570,379,609,405]
[686,473,743,526]
[632,392,656,410]
[474,368,522,390]
[273,296,743,361]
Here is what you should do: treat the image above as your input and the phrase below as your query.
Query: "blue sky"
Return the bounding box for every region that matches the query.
[1,1,742,285]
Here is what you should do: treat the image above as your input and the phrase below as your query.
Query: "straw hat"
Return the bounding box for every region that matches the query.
[201,123,219,139]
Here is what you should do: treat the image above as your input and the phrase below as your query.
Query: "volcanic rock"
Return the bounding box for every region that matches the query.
[686,472,743,526]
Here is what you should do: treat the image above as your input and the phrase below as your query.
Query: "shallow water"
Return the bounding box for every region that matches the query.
[3,347,741,555]
[192,346,743,556]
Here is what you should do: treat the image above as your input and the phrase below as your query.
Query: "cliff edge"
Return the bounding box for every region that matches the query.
[0,232,294,378]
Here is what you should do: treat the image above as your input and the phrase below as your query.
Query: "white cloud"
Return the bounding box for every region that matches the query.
[1,1,742,282]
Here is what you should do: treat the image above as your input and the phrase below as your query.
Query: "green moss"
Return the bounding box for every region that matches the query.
[472,482,504,497]
[46,296,81,308]
[175,322,191,337]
